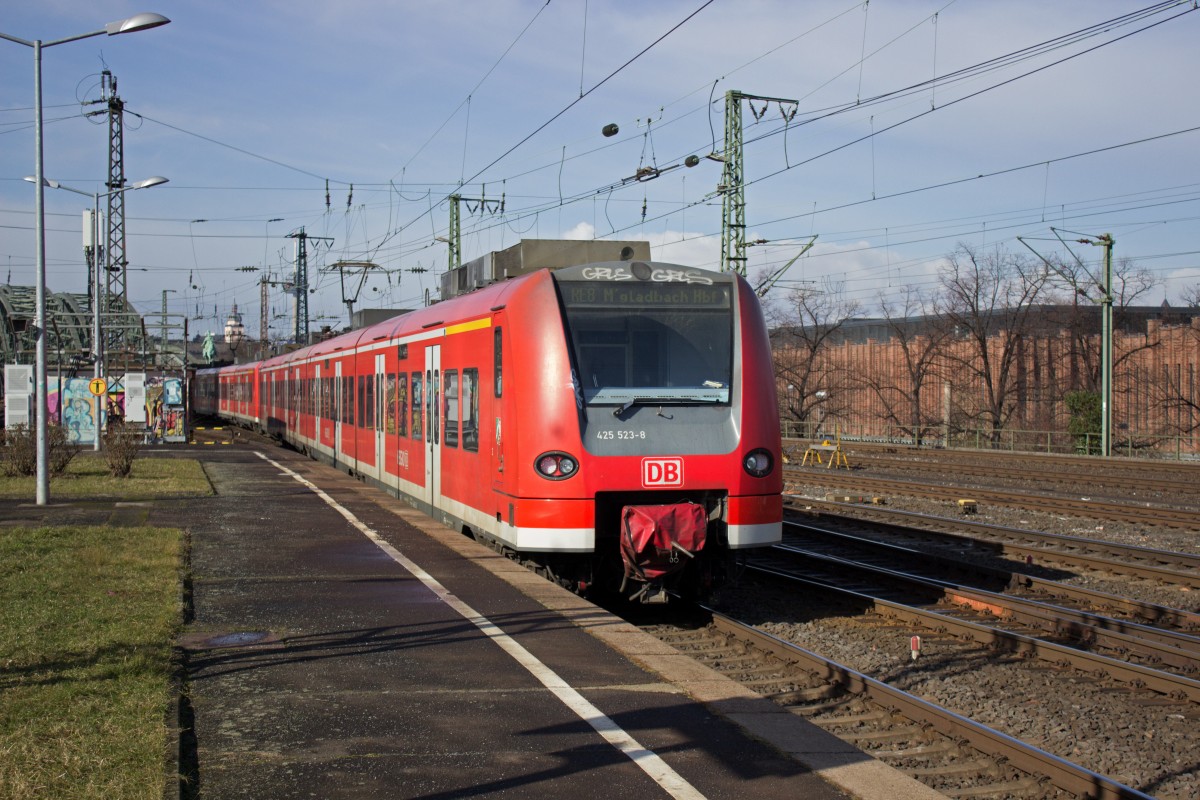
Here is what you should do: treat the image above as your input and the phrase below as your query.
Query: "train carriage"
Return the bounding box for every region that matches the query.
[200,259,782,602]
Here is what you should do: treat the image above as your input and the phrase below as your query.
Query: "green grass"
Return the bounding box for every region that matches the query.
[0,455,212,501]
[0,525,182,800]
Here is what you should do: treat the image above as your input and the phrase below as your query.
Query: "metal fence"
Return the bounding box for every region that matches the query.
[781,421,1200,461]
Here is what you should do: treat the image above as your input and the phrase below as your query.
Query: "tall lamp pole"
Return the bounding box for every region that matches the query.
[1,12,169,504]
[26,176,169,451]
[1084,234,1115,458]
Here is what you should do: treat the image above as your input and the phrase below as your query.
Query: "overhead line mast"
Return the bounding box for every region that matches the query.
[720,90,797,275]
[446,190,505,273]
[84,70,140,359]
[286,228,333,344]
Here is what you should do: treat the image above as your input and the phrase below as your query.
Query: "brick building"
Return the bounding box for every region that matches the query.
[775,304,1200,456]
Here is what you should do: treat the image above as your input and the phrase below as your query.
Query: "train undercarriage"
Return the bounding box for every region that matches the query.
[472,490,739,604]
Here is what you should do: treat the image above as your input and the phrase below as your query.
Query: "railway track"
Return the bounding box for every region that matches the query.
[840,453,1200,498]
[784,469,1200,530]
[792,439,1200,476]
[773,519,1200,634]
[188,423,241,446]
[642,608,1157,800]
[783,495,1200,590]
[816,441,1200,472]
[755,525,1200,688]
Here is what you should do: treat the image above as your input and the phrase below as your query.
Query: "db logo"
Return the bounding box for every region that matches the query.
[642,457,683,487]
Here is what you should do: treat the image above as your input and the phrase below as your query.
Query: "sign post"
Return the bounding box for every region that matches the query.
[88,377,107,451]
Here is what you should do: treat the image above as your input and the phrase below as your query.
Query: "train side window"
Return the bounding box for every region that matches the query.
[357,375,366,428]
[443,370,459,448]
[385,373,397,435]
[493,327,502,397]
[375,375,383,433]
[462,368,479,453]
[411,372,423,441]
[397,374,408,437]
[364,372,375,430]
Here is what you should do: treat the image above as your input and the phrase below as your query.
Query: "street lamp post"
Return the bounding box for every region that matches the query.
[2,13,169,504]
[26,176,169,451]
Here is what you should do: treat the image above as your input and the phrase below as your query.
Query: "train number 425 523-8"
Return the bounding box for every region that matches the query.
[596,430,647,440]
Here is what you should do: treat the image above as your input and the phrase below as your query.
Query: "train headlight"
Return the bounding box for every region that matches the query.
[743,448,773,478]
[535,451,579,480]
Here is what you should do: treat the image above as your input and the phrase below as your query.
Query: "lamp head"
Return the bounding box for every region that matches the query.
[105,13,170,36]
[22,175,60,189]
[131,176,168,189]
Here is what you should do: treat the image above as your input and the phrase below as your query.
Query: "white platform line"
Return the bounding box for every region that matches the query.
[257,452,707,800]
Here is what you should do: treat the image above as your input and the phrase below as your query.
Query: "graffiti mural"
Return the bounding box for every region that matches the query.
[146,376,187,443]
[56,377,100,444]
[163,378,186,442]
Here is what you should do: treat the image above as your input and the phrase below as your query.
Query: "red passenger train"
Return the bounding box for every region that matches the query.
[194,259,782,602]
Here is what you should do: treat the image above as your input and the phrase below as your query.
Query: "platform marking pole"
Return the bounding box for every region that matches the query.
[257,452,707,800]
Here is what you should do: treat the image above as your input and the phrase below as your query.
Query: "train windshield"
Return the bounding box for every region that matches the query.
[556,267,733,406]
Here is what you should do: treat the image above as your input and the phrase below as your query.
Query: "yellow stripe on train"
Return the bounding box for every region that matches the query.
[444,317,491,336]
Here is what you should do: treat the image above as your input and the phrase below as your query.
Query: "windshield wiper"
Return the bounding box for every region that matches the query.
[614,397,653,417]
[612,396,720,417]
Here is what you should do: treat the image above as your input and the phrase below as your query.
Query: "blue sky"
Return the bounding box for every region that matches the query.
[2,1,1198,338]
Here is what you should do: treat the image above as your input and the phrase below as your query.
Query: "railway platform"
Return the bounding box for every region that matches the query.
[8,444,945,800]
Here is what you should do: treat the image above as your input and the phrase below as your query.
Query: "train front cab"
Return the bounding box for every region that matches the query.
[482,261,782,602]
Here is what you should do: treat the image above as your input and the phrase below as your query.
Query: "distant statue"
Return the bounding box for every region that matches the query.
[202,332,216,364]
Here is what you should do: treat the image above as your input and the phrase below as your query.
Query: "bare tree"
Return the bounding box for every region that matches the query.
[1043,255,1160,394]
[856,284,948,446]
[1137,315,1200,447]
[1182,284,1200,309]
[769,280,860,440]
[933,244,1051,445]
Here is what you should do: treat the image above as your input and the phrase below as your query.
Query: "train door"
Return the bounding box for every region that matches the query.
[314,363,321,447]
[491,320,508,496]
[291,367,300,434]
[374,352,386,481]
[281,371,289,431]
[334,360,343,460]
[424,344,441,508]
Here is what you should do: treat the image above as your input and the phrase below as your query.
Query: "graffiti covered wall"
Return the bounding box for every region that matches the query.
[52,377,100,444]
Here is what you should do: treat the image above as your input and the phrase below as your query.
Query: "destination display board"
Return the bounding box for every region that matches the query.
[559,282,731,309]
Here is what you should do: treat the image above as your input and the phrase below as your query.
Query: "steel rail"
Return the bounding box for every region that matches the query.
[781,518,1200,633]
[846,453,1200,496]
[786,494,1200,588]
[747,562,1200,704]
[785,469,1200,529]
[791,439,1200,476]
[765,539,1200,673]
[704,609,1157,800]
